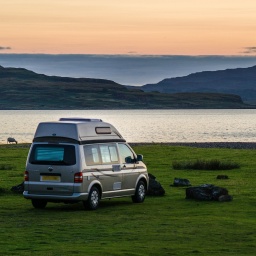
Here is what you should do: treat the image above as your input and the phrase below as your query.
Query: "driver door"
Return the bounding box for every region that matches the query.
[118,143,138,191]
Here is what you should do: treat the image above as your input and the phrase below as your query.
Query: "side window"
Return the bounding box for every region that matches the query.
[109,146,118,162]
[84,144,119,166]
[84,145,101,166]
[118,144,135,164]
[100,145,111,163]
[99,144,119,164]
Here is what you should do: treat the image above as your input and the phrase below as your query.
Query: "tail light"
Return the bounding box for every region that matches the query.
[74,172,83,183]
[24,171,29,181]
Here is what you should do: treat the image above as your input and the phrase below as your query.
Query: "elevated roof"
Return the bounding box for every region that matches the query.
[33,118,125,144]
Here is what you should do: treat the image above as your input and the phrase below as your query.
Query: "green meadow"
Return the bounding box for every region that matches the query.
[0,144,255,256]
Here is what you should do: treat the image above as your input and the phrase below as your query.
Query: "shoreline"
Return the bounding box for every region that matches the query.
[2,142,256,150]
[130,142,256,149]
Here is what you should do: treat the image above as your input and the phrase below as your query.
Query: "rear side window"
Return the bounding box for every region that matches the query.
[29,144,76,165]
[84,144,119,166]
[83,145,101,165]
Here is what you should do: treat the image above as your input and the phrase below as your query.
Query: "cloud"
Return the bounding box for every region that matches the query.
[127,51,138,55]
[242,47,256,54]
[0,46,11,50]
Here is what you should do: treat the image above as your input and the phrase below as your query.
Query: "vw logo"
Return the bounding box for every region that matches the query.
[48,167,53,172]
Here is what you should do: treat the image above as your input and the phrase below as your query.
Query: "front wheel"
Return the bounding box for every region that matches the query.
[132,180,146,203]
[84,186,100,210]
[31,199,47,209]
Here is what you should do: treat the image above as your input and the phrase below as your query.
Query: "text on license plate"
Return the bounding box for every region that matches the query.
[41,176,61,182]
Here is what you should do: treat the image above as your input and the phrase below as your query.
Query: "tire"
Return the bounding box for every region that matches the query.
[31,199,47,209]
[84,186,100,210]
[132,180,146,203]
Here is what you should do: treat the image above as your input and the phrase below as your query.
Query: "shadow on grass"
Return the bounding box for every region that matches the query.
[25,199,135,212]
[0,187,8,195]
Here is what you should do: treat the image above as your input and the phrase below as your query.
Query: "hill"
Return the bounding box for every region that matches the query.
[142,65,256,104]
[0,65,251,109]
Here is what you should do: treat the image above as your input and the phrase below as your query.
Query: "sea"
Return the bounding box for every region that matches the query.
[1,109,256,144]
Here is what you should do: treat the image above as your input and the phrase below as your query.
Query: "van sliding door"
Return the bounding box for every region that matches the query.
[84,144,122,198]
[118,143,138,191]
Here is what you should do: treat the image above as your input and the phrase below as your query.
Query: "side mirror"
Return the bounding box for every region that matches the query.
[136,154,143,162]
[125,156,133,163]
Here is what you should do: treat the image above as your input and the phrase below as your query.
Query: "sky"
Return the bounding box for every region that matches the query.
[1,0,256,55]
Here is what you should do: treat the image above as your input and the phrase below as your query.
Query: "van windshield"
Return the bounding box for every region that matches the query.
[29,144,76,165]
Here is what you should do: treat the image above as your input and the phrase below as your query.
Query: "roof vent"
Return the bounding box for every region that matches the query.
[59,118,102,122]
[95,127,111,134]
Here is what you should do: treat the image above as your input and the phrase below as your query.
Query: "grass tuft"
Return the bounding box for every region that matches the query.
[0,164,13,170]
[172,159,240,170]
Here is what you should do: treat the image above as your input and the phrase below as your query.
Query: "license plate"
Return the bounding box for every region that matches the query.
[41,175,61,182]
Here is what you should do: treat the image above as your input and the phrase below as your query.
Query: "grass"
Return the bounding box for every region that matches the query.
[0,143,256,255]
[172,159,240,170]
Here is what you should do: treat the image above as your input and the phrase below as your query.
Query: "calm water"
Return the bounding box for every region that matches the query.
[1,109,256,143]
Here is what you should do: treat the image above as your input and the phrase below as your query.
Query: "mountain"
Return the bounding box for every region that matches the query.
[142,65,256,104]
[0,65,250,109]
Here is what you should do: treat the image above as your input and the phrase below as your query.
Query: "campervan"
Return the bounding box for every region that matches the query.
[23,118,148,210]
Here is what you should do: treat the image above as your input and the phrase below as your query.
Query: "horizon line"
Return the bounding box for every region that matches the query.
[1,53,256,58]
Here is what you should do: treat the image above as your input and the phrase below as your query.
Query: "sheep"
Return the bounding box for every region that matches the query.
[7,137,18,144]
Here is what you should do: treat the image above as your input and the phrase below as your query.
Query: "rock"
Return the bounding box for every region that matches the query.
[173,177,191,187]
[186,184,230,201]
[147,173,165,196]
[11,182,24,194]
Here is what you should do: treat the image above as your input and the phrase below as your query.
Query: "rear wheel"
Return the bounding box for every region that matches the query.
[84,186,100,210]
[31,199,47,209]
[132,180,146,203]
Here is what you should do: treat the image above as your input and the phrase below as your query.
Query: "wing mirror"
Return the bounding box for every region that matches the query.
[136,154,143,162]
[125,156,133,163]
[124,155,143,164]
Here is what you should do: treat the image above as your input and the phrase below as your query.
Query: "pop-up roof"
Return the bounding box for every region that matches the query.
[33,118,125,144]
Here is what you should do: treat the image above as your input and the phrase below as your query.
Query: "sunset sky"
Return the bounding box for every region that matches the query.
[1,0,256,55]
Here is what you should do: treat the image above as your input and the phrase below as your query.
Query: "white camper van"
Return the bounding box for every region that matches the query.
[23,118,148,210]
